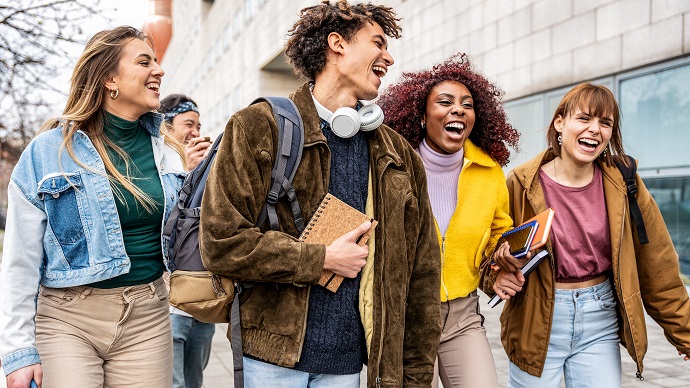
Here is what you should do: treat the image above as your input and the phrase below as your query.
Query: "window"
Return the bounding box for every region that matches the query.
[233,10,242,37]
[619,63,690,170]
[245,0,254,22]
[233,85,242,111]
[258,0,267,7]
[223,24,232,50]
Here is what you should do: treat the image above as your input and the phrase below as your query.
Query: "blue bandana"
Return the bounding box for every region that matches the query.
[163,101,199,122]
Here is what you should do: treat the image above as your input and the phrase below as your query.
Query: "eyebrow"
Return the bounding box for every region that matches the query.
[135,53,157,62]
[436,92,473,100]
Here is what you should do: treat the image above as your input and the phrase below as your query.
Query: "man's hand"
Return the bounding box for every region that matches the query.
[7,364,41,388]
[679,350,689,361]
[492,270,526,301]
[323,221,372,278]
[185,136,212,170]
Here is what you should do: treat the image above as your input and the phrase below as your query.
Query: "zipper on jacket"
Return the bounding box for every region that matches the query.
[375,376,381,387]
[616,201,643,380]
[441,237,450,300]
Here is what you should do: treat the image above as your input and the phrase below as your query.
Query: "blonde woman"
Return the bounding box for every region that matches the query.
[0,26,185,388]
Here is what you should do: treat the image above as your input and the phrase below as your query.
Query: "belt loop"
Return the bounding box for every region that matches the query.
[122,286,133,304]
[149,281,156,299]
[80,288,92,300]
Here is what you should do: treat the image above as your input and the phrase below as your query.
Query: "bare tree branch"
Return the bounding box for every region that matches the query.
[0,0,103,152]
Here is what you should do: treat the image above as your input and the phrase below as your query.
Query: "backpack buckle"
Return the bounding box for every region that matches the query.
[266,190,279,205]
[626,179,638,195]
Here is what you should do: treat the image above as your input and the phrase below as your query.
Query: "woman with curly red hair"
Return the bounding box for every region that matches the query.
[379,53,519,388]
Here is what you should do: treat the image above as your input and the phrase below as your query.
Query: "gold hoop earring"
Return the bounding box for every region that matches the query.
[110,89,119,100]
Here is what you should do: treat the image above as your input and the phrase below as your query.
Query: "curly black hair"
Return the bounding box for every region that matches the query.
[378,53,519,166]
[285,0,401,81]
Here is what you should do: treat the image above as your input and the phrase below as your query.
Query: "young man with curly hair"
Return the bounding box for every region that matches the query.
[199,1,441,387]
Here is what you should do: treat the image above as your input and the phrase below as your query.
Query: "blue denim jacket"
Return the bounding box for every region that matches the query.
[0,112,185,375]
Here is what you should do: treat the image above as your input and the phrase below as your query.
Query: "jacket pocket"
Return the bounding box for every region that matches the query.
[38,172,90,268]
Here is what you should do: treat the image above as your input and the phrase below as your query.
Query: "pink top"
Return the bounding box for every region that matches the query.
[539,165,611,283]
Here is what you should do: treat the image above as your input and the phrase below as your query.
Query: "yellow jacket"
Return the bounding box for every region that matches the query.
[436,140,512,302]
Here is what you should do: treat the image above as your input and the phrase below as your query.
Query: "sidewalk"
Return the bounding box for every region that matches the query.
[2,292,689,387]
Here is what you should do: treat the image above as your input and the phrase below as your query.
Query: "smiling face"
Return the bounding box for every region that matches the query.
[337,21,394,101]
[555,108,613,165]
[423,81,475,155]
[104,38,163,120]
[170,110,201,144]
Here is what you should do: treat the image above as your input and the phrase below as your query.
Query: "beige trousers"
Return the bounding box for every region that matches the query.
[35,276,172,388]
[432,291,499,388]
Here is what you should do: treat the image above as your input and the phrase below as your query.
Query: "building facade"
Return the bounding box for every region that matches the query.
[159,0,690,282]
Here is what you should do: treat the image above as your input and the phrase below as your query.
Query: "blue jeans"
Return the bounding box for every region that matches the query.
[171,314,216,388]
[508,279,621,388]
[243,356,361,388]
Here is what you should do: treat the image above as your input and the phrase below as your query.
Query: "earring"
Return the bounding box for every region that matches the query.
[557,134,562,145]
[421,121,426,130]
[110,89,119,100]
[602,147,608,157]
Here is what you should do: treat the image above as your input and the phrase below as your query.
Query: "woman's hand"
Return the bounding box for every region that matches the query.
[7,364,41,388]
[492,270,526,301]
[492,241,530,273]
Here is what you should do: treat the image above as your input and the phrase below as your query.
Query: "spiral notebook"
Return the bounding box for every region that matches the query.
[299,193,377,292]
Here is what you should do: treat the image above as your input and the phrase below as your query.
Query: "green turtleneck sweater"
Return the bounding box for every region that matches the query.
[90,112,165,288]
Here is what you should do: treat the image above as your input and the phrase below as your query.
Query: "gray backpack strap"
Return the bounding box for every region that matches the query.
[231,289,243,387]
[252,97,306,234]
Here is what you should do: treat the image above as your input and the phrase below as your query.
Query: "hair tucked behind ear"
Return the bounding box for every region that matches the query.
[40,26,184,212]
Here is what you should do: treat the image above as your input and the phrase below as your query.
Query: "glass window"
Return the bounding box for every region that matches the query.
[233,10,242,37]
[619,64,690,170]
[504,97,545,171]
[245,0,254,22]
[644,176,690,284]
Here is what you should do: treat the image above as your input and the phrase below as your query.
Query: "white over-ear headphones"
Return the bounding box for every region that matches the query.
[312,96,384,138]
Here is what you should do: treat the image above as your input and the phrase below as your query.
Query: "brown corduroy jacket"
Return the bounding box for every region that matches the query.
[481,149,690,378]
[199,83,441,387]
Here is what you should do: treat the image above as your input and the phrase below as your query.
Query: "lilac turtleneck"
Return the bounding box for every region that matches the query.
[417,138,464,235]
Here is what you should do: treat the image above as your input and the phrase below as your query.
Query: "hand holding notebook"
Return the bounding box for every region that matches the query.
[300,193,377,292]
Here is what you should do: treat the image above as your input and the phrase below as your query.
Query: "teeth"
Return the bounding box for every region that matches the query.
[579,138,599,146]
[372,66,386,77]
[146,83,159,90]
[445,122,465,130]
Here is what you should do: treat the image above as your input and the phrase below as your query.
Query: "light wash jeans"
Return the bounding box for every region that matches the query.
[171,314,215,388]
[243,356,360,388]
[508,278,621,388]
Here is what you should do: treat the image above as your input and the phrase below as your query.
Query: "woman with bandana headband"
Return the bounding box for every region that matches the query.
[160,94,211,170]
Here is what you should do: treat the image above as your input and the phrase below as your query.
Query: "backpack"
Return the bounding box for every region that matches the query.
[614,155,649,245]
[163,96,305,388]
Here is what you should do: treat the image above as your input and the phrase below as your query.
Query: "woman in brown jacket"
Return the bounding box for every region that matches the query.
[483,83,690,387]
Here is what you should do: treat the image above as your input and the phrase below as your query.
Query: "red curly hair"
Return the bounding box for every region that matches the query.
[378,53,519,166]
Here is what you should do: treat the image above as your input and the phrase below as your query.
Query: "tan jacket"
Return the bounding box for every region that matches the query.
[481,149,690,377]
[200,83,441,387]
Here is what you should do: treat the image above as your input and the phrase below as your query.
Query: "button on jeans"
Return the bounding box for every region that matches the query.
[508,278,621,388]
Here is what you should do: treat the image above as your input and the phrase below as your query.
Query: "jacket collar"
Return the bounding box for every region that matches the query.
[139,111,165,138]
[463,139,496,167]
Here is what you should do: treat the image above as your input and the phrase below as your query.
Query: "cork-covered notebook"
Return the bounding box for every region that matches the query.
[299,193,377,292]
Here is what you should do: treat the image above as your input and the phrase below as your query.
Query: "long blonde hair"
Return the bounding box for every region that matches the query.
[40,26,184,212]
